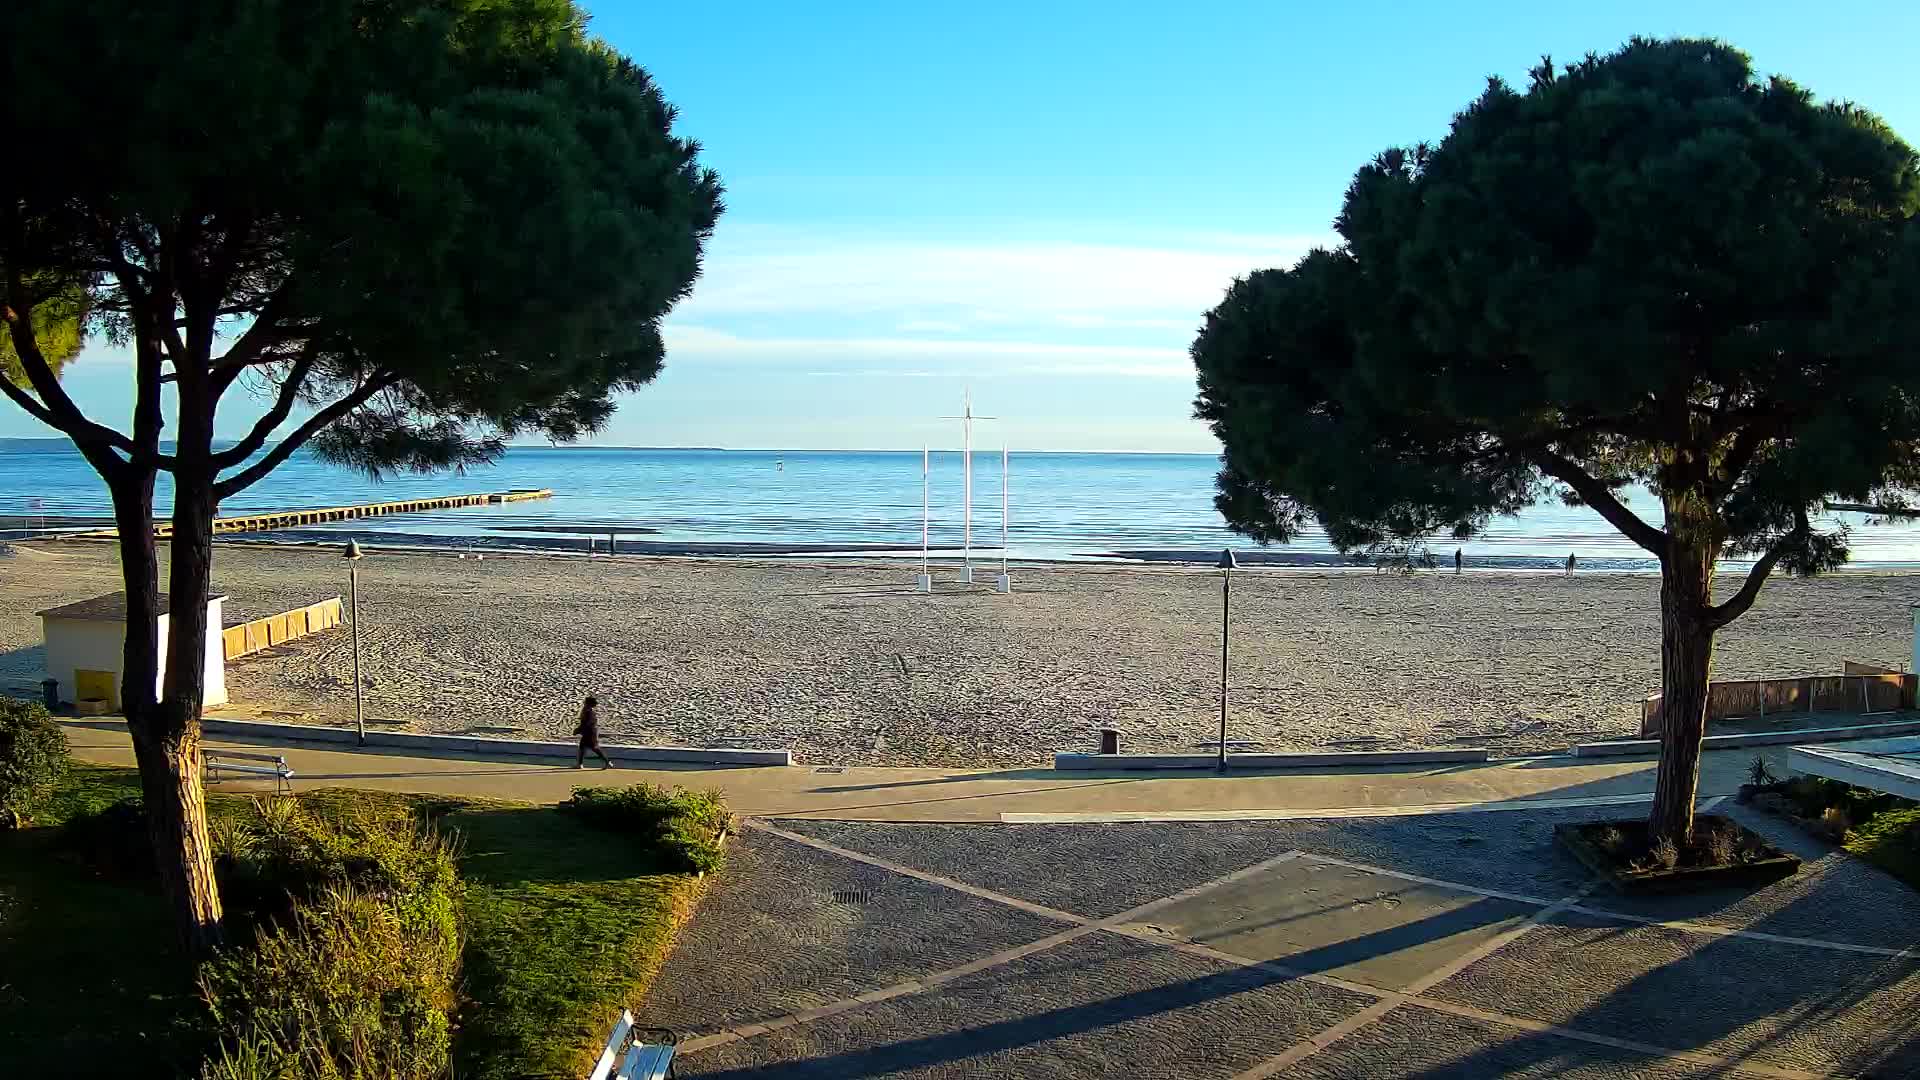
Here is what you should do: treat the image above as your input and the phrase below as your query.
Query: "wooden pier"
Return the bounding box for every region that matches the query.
[80,489,552,539]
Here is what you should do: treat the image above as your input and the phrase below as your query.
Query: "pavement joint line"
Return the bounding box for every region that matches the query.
[699,824,1869,1075]
[684,825,1316,1056]
[1302,852,1910,959]
[1397,993,1825,1079]
[1554,904,1913,958]
[1229,882,1599,1079]
[1146,915,1817,1080]
[746,819,1089,924]
[998,791,1679,824]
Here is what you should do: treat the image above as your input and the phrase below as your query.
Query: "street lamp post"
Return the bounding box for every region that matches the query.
[344,540,366,746]
[1217,548,1237,772]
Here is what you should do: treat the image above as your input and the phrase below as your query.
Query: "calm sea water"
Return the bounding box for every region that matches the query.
[4,440,1919,569]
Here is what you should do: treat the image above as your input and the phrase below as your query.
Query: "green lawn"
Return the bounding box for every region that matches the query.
[1848,805,1920,892]
[0,765,708,1079]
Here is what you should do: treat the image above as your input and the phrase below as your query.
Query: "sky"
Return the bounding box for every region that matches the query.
[20,1,1920,452]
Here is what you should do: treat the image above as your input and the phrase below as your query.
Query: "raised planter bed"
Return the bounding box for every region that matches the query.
[1554,815,1800,894]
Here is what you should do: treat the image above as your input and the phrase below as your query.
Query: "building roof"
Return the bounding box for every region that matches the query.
[36,591,227,623]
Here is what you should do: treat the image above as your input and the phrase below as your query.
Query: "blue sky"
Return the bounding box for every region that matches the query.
[20,1,1920,452]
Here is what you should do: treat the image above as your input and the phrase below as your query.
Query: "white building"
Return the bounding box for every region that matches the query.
[38,592,228,710]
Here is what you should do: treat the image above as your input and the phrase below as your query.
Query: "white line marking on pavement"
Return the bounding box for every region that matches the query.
[697,821,1861,1077]
[1304,853,1910,959]
[1558,905,1912,958]
[749,819,1087,924]
[1000,792,1668,823]
[1129,933,1821,1080]
[682,826,1312,1055]
[1230,884,1598,1080]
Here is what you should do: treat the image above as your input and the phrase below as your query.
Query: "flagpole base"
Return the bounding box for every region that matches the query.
[960,566,974,584]
[916,573,933,594]
[995,574,1011,593]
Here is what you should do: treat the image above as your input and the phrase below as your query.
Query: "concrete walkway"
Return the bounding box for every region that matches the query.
[60,720,1920,1077]
[65,719,1781,821]
[645,809,1920,1078]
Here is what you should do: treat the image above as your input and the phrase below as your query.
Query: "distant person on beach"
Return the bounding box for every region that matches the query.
[575,695,614,769]
[1566,552,1577,576]
[1454,548,1463,574]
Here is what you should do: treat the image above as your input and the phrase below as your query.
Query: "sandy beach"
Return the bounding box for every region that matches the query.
[4,540,1918,767]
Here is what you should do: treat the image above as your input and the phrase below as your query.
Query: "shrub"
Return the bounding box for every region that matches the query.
[1648,836,1680,870]
[1746,756,1779,788]
[0,699,67,826]
[560,784,731,874]
[199,797,463,1080]
[215,797,463,927]
[60,795,153,874]
[1702,827,1739,867]
[199,884,460,1080]
[1819,804,1853,842]
[1594,825,1627,855]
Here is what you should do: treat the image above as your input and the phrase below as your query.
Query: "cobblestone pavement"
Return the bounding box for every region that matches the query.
[643,802,1920,1078]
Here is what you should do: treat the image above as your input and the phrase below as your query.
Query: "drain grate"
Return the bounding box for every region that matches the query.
[814,766,847,774]
[830,889,873,905]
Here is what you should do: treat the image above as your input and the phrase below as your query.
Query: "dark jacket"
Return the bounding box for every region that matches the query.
[576,703,600,742]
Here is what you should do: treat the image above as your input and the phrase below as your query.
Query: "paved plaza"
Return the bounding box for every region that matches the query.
[646,804,1920,1078]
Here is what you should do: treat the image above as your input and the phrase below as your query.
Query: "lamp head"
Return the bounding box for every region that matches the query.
[343,540,364,560]
[1217,548,1238,571]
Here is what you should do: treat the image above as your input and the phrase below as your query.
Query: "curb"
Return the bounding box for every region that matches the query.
[66,716,792,767]
[1052,748,1490,771]
[1571,718,1920,758]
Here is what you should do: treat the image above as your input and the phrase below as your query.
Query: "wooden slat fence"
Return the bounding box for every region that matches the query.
[1641,665,1914,735]
[222,597,344,661]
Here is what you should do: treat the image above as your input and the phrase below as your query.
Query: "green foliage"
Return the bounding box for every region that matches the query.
[198,798,463,1080]
[1,0,723,478]
[0,280,83,388]
[0,699,67,824]
[560,784,730,874]
[4,774,708,1080]
[1847,806,1920,892]
[59,795,155,875]
[212,796,462,928]
[198,883,459,1080]
[1747,756,1780,788]
[1193,37,1920,573]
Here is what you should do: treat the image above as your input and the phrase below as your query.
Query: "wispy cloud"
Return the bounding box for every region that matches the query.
[677,226,1326,331]
[664,324,1191,378]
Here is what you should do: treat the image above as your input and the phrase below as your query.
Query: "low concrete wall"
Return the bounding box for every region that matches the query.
[1574,717,1920,758]
[194,716,792,767]
[1054,748,1490,771]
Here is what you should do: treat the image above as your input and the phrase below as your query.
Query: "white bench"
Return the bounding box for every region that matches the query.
[589,1010,677,1080]
[204,750,295,796]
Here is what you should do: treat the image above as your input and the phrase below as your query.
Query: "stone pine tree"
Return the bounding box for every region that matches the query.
[1193,38,1920,844]
[0,0,723,949]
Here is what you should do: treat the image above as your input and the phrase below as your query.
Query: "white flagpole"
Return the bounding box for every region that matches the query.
[962,389,973,581]
[1001,446,1009,574]
[921,445,930,573]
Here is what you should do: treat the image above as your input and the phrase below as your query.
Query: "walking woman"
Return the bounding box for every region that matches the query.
[575,695,614,769]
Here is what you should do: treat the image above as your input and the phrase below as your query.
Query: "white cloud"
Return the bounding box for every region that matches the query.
[662,324,1191,378]
[678,226,1326,330]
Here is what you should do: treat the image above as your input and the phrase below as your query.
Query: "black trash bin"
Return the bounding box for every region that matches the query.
[41,678,60,710]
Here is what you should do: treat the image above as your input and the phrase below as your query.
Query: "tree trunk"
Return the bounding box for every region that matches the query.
[1649,534,1716,845]
[111,467,225,951]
